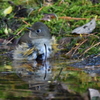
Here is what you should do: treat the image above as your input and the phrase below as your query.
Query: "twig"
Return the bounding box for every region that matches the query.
[87,32,99,39]
[80,42,100,57]
[22,20,31,26]
[65,47,75,56]
[5,27,25,45]
[38,6,44,12]
[71,39,88,57]
[59,17,100,20]
[66,39,88,57]
[58,20,65,35]
[55,68,63,80]
[5,20,31,45]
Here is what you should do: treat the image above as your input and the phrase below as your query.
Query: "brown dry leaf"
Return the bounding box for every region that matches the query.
[41,14,57,21]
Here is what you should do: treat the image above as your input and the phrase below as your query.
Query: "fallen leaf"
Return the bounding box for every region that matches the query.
[89,88,100,100]
[72,18,96,34]
[41,14,57,21]
[3,6,13,16]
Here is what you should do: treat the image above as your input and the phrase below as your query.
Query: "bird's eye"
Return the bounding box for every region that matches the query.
[36,29,41,33]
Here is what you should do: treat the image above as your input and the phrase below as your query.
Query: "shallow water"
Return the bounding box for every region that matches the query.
[0,51,100,100]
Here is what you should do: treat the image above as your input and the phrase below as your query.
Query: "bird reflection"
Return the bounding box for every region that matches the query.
[12,60,85,100]
[13,60,52,83]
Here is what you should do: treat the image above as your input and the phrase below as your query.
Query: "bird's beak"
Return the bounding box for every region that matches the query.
[26,27,33,31]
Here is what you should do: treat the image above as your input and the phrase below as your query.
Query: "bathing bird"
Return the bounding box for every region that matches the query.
[13,22,57,60]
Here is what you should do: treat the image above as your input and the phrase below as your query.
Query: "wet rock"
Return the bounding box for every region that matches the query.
[70,55,100,68]
[70,55,100,74]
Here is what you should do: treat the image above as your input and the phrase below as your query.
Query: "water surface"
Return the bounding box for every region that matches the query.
[0,50,100,100]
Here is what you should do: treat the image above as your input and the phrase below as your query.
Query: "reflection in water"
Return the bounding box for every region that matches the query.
[13,60,53,99]
[13,60,52,82]
[0,45,100,99]
[12,60,84,100]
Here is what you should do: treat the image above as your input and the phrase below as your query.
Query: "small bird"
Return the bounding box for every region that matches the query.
[72,18,96,34]
[13,22,57,60]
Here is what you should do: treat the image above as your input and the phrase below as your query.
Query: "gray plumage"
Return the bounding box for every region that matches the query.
[13,22,53,60]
